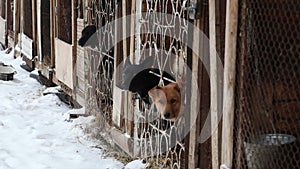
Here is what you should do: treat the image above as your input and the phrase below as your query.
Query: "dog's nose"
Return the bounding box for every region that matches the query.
[164,112,170,119]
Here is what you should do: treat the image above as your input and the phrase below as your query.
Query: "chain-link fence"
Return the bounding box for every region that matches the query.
[234,0,300,168]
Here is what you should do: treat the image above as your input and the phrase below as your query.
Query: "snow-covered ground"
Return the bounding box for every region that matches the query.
[0,50,146,169]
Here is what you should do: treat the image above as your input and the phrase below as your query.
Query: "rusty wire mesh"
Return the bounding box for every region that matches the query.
[234,0,300,168]
[85,0,115,125]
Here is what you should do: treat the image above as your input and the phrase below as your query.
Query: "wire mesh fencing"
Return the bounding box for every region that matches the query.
[234,0,300,168]
[127,0,191,168]
[85,0,115,126]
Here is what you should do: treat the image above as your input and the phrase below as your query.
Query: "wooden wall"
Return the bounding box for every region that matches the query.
[0,18,6,46]
[75,18,85,106]
[54,38,73,89]
[7,0,14,47]
[0,0,6,46]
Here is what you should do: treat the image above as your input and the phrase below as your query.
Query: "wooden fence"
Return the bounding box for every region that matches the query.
[82,0,227,168]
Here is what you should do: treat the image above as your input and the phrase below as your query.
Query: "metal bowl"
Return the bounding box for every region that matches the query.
[0,65,16,81]
[248,134,296,145]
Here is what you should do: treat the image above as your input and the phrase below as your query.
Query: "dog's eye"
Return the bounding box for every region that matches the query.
[159,100,165,105]
[171,99,176,104]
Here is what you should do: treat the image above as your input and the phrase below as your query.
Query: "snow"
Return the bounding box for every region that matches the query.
[220,164,231,169]
[0,49,145,169]
[124,160,147,169]
[43,86,62,94]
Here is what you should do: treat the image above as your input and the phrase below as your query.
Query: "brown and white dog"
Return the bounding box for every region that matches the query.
[120,57,176,104]
[148,83,181,122]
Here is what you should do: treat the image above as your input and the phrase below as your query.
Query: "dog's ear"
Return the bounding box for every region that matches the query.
[155,86,161,89]
[82,25,96,35]
[78,38,85,47]
[148,86,161,101]
[173,83,180,93]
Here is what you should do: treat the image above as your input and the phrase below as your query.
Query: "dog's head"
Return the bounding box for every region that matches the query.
[120,57,154,90]
[148,83,181,122]
[78,25,98,48]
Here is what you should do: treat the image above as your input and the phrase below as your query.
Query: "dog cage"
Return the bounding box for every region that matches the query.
[233,0,300,168]
[127,0,191,168]
[85,0,115,126]
[82,0,226,168]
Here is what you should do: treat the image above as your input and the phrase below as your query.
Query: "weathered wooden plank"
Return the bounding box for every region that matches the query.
[209,0,220,168]
[55,38,73,89]
[50,0,55,67]
[221,0,239,167]
[14,0,20,47]
[109,127,134,157]
[31,0,37,57]
[0,18,7,46]
[75,18,85,106]
[129,0,136,63]
[37,0,42,61]
[188,19,201,169]
[21,33,33,58]
[131,0,139,157]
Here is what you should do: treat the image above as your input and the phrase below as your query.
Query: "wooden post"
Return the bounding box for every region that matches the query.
[188,18,201,169]
[113,1,122,127]
[234,0,247,168]
[32,0,37,57]
[129,0,135,63]
[129,0,138,157]
[134,0,142,63]
[20,0,23,42]
[5,0,7,47]
[37,0,42,62]
[13,0,19,47]
[50,0,55,67]
[71,0,77,98]
[121,0,133,138]
[221,0,239,168]
[122,0,127,60]
[209,0,221,168]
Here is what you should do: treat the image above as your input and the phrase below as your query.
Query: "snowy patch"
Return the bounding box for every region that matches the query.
[67,107,85,116]
[124,133,131,138]
[43,86,62,94]
[0,50,129,169]
[125,160,147,169]
[14,44,21,52]
[220,164,231,169]
[0,44,4,51]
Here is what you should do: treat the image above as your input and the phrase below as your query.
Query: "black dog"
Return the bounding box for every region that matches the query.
[78,25,98,48]
[78,24,113,79]
[120,57,175,104]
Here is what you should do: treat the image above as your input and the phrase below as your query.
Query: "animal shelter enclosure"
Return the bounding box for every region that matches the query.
[129,0,189,168]
[84,0,193,168]
[2,0,299,168]
[82,0,300,168]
